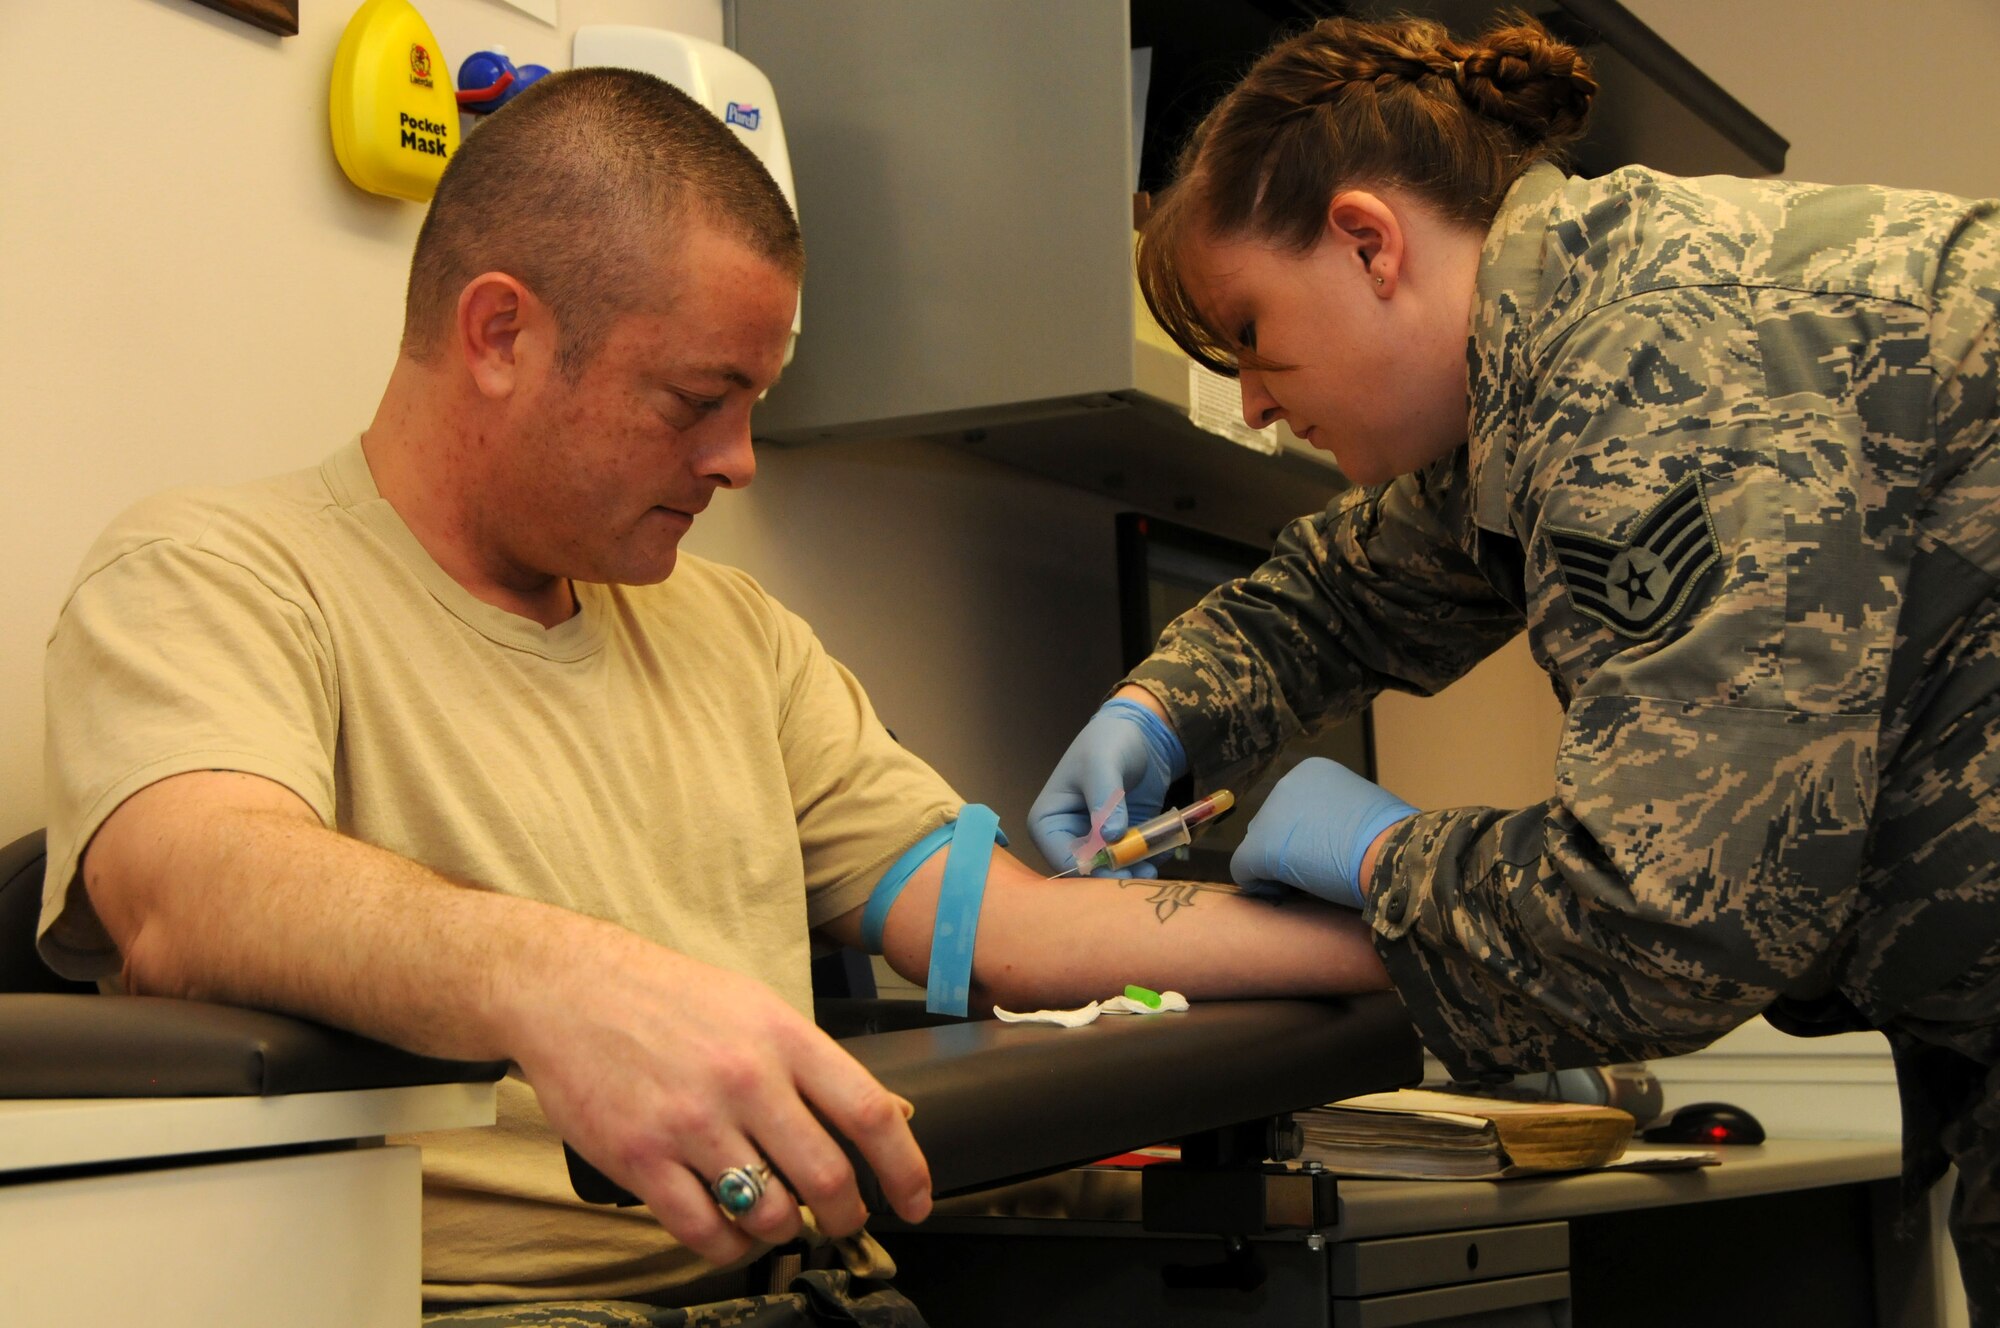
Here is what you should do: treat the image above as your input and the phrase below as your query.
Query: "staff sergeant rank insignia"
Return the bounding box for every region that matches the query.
[1545,475,1720,640]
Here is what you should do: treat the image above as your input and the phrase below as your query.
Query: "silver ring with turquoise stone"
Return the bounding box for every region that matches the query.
[711,1162,773,1218]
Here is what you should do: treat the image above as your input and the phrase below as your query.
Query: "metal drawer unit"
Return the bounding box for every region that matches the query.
[1331,1220,1572,1327]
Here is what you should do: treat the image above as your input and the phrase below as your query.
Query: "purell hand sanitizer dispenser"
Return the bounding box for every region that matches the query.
[572,26,802,362]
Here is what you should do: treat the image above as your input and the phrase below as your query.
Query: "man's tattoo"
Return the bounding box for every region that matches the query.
[1122,877,1259,923]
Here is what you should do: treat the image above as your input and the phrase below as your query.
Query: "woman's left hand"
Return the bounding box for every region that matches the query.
[1229,758,1417,909]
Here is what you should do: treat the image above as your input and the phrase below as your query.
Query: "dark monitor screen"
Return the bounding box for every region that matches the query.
[1115,512,1375,882]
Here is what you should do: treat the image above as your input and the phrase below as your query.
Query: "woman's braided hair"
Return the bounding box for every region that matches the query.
[1140,13,1596,376]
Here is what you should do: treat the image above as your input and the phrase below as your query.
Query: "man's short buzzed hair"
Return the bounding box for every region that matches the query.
[402,65,803,377]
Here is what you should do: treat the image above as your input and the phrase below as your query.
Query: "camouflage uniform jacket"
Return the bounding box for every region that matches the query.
[1128,162,2000,1085]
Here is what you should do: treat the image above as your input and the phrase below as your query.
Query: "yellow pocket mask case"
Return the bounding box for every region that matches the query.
[330,0,460,202]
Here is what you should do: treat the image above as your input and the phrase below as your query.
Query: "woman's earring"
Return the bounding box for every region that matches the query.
[1374,275,1385,286]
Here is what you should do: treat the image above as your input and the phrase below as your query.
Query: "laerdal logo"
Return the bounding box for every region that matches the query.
[409,43,434,88]
[725,102,761,131]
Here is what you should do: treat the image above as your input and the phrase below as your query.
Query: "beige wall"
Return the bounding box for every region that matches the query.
[0,0,1553,858]
[10,1,1994,854]
[0,0,1134,847]
[0,0,1553,853]
[1631,0,2000,202]
[1373,648,1560,810]
[0,0,720,840]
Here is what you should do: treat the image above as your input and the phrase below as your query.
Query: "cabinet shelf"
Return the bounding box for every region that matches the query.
[729,0,1784,545]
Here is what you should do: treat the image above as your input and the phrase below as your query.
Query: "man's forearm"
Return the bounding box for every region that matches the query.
[832,848,1392,1009]
[84,770,605,1063]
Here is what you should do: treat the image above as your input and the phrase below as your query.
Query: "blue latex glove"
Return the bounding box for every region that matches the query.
[1028,698,1187,878]
[1229,758,1417,909]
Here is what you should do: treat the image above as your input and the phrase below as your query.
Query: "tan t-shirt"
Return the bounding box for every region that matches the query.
[40,440,960,1303]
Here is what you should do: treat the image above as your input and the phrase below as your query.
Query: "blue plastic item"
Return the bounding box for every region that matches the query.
[457,48,550,114]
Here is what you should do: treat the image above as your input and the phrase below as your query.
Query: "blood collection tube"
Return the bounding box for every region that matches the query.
[1088,790,1236,873]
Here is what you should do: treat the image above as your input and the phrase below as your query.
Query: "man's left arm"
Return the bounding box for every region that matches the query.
[818,848,1391,1010]
[756,572,1390,1004]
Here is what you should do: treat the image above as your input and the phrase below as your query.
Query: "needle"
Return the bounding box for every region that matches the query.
[1047,791,1236,880]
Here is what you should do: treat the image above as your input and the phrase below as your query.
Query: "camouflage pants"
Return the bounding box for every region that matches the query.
[1946,1100,2000,1328]
[422,1271,928,1328]
[1886,1034,2000,1328]
[1860,567,2000,1328]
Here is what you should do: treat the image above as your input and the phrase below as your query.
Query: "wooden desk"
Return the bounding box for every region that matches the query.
[0,1083,495,1328]
[879,1140,1940,1327]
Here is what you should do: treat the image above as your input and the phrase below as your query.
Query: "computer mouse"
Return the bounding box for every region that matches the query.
[1641,1101,1767,1146]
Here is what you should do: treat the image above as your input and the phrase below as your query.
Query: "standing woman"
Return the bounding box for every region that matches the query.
[1028,14,2000,1314]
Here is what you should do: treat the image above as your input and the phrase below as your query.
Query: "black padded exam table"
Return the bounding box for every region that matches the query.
[820,994,1423,1204]
[0,989,1422,1218]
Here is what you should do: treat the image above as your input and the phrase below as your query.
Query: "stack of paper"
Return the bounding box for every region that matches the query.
[1298,1088,1713,1180]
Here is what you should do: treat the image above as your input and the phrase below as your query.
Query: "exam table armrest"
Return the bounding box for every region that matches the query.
[852,994,1421,1198]
[0,993,508,1097]
[568,994,1424,1209]
[813,996,962,1039]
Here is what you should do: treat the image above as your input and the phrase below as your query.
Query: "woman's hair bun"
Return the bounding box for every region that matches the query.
[1133,11,1599,377]
[1455,19,1596,147]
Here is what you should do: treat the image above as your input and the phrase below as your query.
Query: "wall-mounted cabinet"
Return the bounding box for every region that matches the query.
[728,0,1785,546]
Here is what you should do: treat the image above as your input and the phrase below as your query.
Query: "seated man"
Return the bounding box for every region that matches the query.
[38,68,1392,1315]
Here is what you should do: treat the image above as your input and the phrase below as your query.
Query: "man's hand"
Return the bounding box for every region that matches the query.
[504,931,930,1265]
[1228,758,1417,909]
[1027,687,1187,878]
